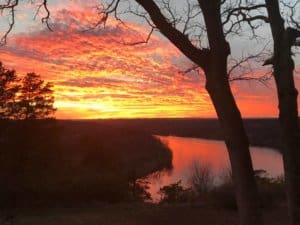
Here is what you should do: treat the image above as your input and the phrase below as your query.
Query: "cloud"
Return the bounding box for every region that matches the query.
[1,3,298,118]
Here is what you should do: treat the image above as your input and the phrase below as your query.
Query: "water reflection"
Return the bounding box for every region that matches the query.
[145,136,284,202]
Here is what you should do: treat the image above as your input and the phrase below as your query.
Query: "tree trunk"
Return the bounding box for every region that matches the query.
[273,36,300,225]
[205,69,263,225]
[275,30,300,225]
[199,1,263,225]
[265,1,300,224]
[277,59,300,225]
[134,0,263,224]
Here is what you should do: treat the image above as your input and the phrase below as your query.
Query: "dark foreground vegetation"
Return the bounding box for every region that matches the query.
[158,167,285,210]
[0,119,172,207]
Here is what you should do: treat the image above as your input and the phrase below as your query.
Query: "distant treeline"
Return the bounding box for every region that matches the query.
[66,118,299,150]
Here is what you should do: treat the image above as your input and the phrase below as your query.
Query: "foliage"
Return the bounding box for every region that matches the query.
[18,73,56,119]
[254,170,285,208]
[211,169,236,209]
[0,62,19,119]
[0,62,56,120]
[159,180,194,204]
[0,120,172,207]
[128,179,152,202]
[187,166,285,209]
[211,169,285,209]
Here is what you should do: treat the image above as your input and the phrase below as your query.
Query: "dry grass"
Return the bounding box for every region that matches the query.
[1,204,288,225]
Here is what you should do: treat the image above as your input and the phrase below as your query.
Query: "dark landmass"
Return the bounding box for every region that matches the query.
[59,118,299,150]
[0,120,172,207]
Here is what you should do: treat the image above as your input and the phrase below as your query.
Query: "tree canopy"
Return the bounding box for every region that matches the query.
[0,62,56,120]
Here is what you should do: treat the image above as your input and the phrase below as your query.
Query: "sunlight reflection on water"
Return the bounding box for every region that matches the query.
[145,136,284,202]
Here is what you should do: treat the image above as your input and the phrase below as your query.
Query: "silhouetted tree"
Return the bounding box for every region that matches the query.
[263,1,300,224]
[0,62,19,119]
[17,72,56,120]
[231,1,300,223]
[105,1,263,225]
[159,180,192,203]
[0,63,56,120]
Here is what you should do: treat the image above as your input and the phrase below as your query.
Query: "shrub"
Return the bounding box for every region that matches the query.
[159,180,194,204]
[189,160,215,194]
[211,168,285,209]
[254,170,285,208]
[128,179,151,202]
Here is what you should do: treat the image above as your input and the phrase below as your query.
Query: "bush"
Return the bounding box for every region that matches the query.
[128,179,151,202]
[212,181,236,209]
[158,180,194,204]
[254,170,285,208]
[211,168,285,209]
[187,165,285,209]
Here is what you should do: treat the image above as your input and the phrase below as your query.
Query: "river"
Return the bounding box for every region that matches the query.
[144,136,284,202]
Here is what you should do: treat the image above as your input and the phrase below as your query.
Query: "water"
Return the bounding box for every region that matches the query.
[145,136,284,202]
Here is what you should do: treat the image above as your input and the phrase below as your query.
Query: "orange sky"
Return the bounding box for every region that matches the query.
[0,2,299,119]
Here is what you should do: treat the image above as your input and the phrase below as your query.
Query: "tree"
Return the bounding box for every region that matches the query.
[263,1,300,224]
[0,62,56,120]
[0,62,19,119]
[122,1,262,225]
[159,180,193,203]
[221,1,300,223]
[17,72,56,120]
[0,1,262,225]
[102,0,263,224]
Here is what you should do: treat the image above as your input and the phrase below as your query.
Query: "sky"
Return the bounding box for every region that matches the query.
[0,0,299,119]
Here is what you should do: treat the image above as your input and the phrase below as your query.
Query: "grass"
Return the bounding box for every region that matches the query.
[1,203,289,225]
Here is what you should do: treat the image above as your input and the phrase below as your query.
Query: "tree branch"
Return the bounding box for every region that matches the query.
[0,0,19,45]
[134,0,209,70]
[0,0,53,45]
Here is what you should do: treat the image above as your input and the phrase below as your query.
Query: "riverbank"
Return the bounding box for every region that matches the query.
[1,203,288,225]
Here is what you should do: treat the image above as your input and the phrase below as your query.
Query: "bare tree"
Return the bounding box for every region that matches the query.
[189,160,215,195]
[222,1,300,224]
[263,1,300,224]
[102,1,263,225]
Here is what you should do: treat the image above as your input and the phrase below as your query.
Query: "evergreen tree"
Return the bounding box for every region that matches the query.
[0,62,19,119]
[18,73,56,119]
[0,62,56,120]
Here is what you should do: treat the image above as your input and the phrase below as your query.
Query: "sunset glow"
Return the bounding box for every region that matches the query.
[0,2,299,119]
